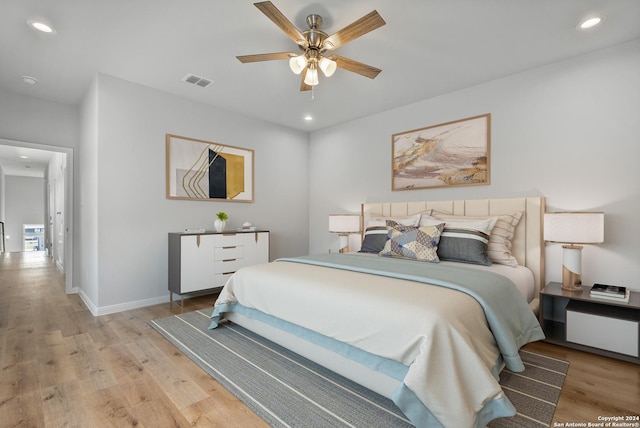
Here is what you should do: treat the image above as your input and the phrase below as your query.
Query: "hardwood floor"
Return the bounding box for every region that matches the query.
[1,252,638,427]
[0,252,268,428]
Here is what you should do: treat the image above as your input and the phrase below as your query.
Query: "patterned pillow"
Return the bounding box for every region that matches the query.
[359,213,424,253]
[379,220,444,262]
[429,211,523,266]
[421,216,497,266]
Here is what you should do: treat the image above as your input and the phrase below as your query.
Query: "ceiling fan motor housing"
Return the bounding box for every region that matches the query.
[303,14,328,50]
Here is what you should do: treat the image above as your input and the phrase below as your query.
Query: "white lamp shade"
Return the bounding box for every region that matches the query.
[544,212,604,244]
[329,214,361,234]
[304,65,319,86]
[289,55,307,74]
[318,57,337,77]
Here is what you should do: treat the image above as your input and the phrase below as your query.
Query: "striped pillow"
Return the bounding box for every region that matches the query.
[429,211,523,266]
[421,216,497,266]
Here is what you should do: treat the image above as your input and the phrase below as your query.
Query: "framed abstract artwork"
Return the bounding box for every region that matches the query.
[166,134,254,202]
[392,113,491,191]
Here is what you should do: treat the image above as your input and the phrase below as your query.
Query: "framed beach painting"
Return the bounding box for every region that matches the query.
[166,134,254,202]
[392,114,491,191]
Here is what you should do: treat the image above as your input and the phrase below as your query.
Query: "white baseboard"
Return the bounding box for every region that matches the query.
[77,289,169,316]
[98,295,171,316]
[76,289,216,317]
[77,288,99,316]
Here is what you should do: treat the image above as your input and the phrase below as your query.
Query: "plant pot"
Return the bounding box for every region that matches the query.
[214,219,226,233]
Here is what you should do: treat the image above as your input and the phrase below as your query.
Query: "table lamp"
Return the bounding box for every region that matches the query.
[329,214,361,253]
[544,212,604,291]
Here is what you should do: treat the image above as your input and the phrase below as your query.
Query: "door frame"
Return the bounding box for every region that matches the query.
[0,138,75,294]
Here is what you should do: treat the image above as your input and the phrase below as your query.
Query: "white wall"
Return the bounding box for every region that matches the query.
[309,39,640,291]
[0,89,78,147]
[84,74,310,313]
[79,78,100,306]
[4,176,45,252]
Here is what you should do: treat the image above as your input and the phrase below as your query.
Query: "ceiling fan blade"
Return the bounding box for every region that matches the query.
[333,55,382,79]
[300,73,312,91]
[236,52,296,63]
[254,1,306,46]
[323,10,385,50]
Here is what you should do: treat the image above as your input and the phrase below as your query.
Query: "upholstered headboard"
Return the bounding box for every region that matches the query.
[361,197,545,312]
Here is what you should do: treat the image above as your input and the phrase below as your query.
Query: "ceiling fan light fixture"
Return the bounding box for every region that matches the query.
[289,55,307,74]
[318,57,337,77]
[304,65,319,86]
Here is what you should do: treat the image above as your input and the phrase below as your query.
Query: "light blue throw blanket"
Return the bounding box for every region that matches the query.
[276,253,545,372]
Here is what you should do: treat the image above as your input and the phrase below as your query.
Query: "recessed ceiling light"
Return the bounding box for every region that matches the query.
[304,115,313,121]
[578,16,604,30]
[21,76,38,85]
[20,155,30,159]
[27,19,56,34]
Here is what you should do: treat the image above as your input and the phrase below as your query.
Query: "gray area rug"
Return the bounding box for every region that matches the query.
[150,309,568,427]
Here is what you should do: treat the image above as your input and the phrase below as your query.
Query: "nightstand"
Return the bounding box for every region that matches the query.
[539,282,640,364]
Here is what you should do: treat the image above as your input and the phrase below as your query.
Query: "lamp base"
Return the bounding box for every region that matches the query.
[561,245,583,292]
[338,234,349,253]
[561,266,583,291]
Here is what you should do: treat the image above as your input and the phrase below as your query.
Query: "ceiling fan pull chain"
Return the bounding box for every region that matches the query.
[311,86,315,100]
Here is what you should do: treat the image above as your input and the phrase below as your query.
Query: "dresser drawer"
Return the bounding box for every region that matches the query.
[213,272,235,287]
[214,258,243,274]
[214,233,243,247]
[215,245,243,260]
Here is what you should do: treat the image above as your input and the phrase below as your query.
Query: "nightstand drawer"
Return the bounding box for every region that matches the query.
[566,302,639,357]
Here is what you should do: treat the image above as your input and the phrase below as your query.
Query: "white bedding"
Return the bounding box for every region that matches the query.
[211,255,544,427]
[438,261,535,303]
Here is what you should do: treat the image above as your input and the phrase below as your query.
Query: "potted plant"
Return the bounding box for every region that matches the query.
[214,211,228,232]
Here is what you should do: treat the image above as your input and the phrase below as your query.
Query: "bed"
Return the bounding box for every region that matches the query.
[209,197,546,428]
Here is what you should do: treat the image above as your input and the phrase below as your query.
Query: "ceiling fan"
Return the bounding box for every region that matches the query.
[237,1,386,91]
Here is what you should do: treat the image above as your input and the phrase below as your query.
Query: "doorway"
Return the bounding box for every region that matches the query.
[23,224,45,251]
[0,138,74,294]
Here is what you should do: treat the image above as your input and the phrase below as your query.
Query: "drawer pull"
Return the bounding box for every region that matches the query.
[222,246,237,249]
[222,259,237,262]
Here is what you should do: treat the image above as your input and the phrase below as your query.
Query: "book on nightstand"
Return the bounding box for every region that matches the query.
[590,283,630,303]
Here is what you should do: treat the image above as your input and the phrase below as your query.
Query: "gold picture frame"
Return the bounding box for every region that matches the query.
[166,134,254,202]
[392,113,491,191]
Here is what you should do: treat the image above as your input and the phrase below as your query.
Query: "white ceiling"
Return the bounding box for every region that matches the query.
[0,144,56,177]
[1,1,640,175]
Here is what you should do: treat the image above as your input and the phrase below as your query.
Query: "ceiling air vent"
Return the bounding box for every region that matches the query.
[182,74,213,88]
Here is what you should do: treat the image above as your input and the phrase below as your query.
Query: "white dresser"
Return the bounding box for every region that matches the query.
[168,231,269,305]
